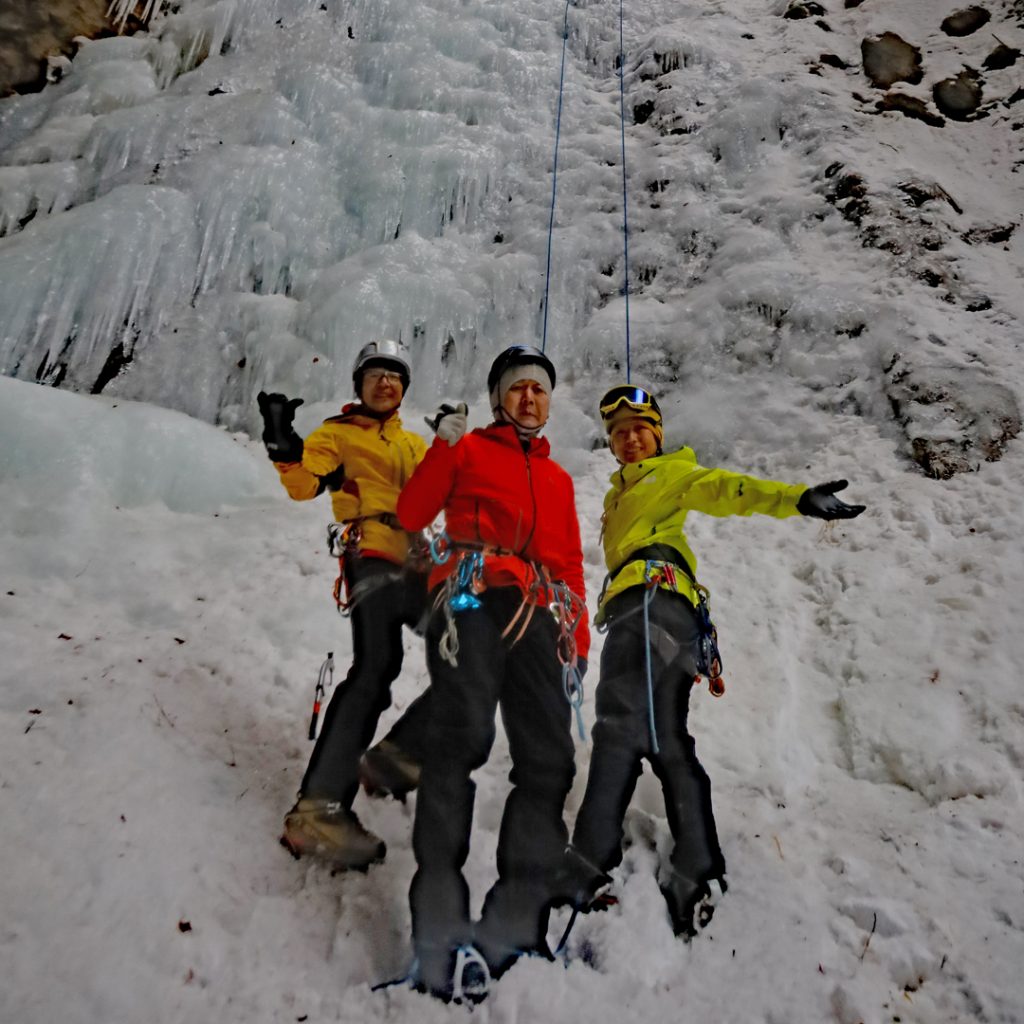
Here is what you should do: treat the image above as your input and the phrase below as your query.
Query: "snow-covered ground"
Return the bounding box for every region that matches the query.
[2,0,1024,1021]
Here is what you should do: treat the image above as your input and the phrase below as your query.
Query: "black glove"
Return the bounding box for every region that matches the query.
[257,391,304,462]
[797,479,865,520]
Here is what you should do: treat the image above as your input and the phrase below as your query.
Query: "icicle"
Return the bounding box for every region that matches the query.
[107,0,169,32]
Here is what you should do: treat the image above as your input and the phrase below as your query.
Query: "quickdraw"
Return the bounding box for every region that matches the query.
[327,520,363,615]
[693,583,726,698]
[547,578,588,742]
[328,514,425,614]
[307,651,334,741]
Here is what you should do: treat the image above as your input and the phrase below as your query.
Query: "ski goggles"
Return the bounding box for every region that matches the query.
[598,385,662,424]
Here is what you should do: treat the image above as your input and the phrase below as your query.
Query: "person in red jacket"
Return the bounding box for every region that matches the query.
[396,345,589,1001]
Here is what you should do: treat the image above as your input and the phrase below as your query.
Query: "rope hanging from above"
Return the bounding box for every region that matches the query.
[541,0,573,354]
[540,0,634,376]
[617,0,633,382]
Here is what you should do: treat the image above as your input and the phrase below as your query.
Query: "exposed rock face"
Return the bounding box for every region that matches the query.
[0,0,114,95]
[941,6,992,36]
[933,69,985,120]
[876,92,946,127]
[784,1,826,19]
[983,43,1020,70]
[862,33,924,89]
[886,357,1022,478]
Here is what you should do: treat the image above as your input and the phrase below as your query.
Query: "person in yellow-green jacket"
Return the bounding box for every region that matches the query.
[257,340,433,871]
[566,384,865,938]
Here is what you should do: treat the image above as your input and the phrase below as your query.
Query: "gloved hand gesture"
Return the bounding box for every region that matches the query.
[797,479,865,520]
[425,402,468,447]
[257,391,304,462]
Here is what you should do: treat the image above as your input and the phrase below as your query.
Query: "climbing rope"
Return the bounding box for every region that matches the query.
[617,0,633,381]
[641,582,660,754]
[541,0,634,375]
[541,0,573,354]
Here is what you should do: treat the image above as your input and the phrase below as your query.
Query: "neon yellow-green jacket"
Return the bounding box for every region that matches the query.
[274,405,426,565]
[599,446,806,617]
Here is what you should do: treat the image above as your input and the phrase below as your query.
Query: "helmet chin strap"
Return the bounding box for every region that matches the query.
[494,404,546,439]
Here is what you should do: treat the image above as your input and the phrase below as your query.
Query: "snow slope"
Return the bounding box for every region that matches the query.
[2,0,1024,1021]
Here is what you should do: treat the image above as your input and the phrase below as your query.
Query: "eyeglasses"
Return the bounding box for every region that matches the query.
[363,369,404,385]
[599,384,661,421]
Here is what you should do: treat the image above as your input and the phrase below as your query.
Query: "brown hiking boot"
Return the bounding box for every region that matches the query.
[359,740,421,801]
[280,798,386,870]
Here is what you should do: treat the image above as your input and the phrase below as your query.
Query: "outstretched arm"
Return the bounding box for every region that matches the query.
[796,480,866,520]
[677,463,806,519]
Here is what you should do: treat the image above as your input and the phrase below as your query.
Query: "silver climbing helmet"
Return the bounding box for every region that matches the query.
[352,339,412,394]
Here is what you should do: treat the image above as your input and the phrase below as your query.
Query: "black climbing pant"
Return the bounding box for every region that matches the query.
[410,586,575,988]
[572,586,725,912]
[300,555,427,807]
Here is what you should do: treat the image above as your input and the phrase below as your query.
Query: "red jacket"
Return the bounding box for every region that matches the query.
[397,422,590,659]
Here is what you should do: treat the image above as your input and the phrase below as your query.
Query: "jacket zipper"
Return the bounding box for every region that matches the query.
[518,445,538,556]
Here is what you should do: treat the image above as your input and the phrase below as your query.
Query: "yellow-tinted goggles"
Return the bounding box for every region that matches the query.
[599,385,661,422]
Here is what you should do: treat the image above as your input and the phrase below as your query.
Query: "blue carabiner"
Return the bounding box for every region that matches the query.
[450,551,484,612]
[429,531,452,565]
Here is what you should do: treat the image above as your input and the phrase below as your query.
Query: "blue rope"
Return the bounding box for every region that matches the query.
[562,662,588,742]
[541,0,573,354]
[617,0,632,381]
[642,582,659,754]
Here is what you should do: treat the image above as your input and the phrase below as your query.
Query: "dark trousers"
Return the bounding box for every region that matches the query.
[410,587,575,986]
[572,587,725,906]
[301,556,427,807]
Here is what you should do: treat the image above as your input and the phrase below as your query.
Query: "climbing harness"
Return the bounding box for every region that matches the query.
[427,531,587,730]
[307,652,334,741]
[327,520,363,614]
[636,559,726,753]
[327,513,413,614]
[641,560,725,697]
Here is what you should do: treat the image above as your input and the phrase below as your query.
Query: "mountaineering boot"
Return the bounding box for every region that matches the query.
[660,873,728,939]
[359,740,421,801]
[280,797,386,870]
[548,845,613,911]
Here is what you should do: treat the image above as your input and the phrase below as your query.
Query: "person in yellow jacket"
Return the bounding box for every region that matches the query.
[566,384,865,937]
[257,340,431,870]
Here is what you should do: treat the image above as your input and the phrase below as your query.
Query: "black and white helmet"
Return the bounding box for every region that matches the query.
[352,339,411,394]
[486,344,556,410]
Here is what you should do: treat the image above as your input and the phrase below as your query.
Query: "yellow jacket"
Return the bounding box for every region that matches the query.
[599,447,805,616]
[274,406,427,564]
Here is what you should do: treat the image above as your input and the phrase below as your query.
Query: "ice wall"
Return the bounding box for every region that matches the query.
[0,0,577,429]
[0,0,1019,459]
